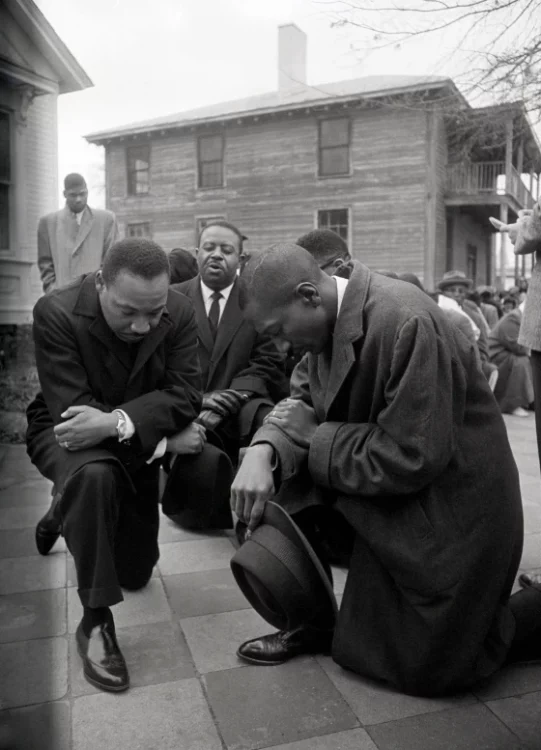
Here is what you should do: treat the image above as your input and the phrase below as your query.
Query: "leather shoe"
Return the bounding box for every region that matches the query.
[518,572,541,589]
[237,625,333,665]
[35,511,61,556]
[76,620,129,692]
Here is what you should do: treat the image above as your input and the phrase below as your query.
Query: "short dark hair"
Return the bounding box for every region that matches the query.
[64,173,86,190]
[296,229,350,267]
[502,295,517,309]
[101,238,170,285]
[169,247,198,284]
[198,220,247,251]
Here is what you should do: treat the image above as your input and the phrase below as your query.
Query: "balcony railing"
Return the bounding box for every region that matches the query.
[446,161,535,209]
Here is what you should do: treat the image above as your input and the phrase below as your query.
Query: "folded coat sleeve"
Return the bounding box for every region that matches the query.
[308,315,464,496]
[230,331,286,396]
[250,352,312,481]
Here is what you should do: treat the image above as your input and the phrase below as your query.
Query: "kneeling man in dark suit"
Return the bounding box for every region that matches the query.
[27,239,202,692]
[231,243,541,698]
[163,220,286,529]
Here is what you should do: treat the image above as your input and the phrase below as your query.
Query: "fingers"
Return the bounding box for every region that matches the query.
[247,496,267,533]
[489,217,509,232]
[60,406,87,418]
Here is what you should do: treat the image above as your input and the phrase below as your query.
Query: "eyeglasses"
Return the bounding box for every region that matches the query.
[319,255,346,272]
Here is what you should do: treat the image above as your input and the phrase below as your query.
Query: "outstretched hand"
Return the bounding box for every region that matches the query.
[230,444,275,534]
[489,201,541,255]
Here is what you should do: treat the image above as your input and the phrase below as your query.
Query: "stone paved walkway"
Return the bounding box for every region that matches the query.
[0,415,540,750]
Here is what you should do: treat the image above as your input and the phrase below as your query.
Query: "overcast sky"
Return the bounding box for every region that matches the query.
[35,0,512,207]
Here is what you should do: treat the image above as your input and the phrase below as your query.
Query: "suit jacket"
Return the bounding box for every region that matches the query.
[37,206,119,293]
[253,262,523,696]
[27,273,201,486]
[171,276,286,398]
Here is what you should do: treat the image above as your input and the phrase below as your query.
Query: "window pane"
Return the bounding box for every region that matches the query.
[0,113,10,182]
[127,145,150,170]
[318,209,348,242]
[200,161,223,188]
[320,147,349,176]
[127,222,151,238]
[199,135,223,161]
[320,118,349,147]
[135,172,149,194]
[0,184,9,249]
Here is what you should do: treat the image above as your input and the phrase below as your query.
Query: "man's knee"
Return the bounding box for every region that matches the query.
[73,460,119,485]
[118,568,154,592]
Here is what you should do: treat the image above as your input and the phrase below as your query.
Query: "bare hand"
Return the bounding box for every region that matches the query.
[263,398,318,448]
[202,390,246,419]
[167,422,206,455]
[231,444,275,533]
[53,405,116,451]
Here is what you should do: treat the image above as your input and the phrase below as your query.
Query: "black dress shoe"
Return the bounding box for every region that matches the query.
[76,620,129,692]
[237,625,334,666]
[518,572,541,589]
[35,512,61,556]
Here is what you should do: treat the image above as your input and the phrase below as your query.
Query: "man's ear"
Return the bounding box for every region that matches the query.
[95,270,105,293]
[295,282,320,307]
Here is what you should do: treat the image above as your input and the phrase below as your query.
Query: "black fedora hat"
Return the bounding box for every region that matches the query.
[230,501,338,631]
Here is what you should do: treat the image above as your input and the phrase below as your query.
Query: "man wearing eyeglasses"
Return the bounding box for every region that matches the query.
[37,173,119,294]
[162,220,287,529]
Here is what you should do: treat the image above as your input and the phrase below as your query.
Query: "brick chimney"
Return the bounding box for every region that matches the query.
[278,23,307,92]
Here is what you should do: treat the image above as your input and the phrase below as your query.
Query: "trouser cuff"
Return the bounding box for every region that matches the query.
[78,585,124,609]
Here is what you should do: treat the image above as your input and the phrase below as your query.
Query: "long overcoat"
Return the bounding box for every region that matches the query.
[253,261,523,696]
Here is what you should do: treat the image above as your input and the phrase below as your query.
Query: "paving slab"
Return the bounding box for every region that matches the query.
[163,568,250,618]
[366,703,523,750]
[0,528,43,558]
[0,588,66,643]
[68,620,195,697]
[472,661,541,700]
[157,536,236,575]
[0,636,67,708]
[0,553,66,594]
[71,679,222,750]
[0,479,53,508]
[316,655,477,725]
[204,659,358,750]
[180,607,273,673]
[486,691,541,750]
[3,700,70,750]
[0,505,49,530]
[264,729,378,750]
[67,577,171,633]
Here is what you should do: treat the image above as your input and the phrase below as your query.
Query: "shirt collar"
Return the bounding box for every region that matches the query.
[334,275,348,315]
[200,279,235,305]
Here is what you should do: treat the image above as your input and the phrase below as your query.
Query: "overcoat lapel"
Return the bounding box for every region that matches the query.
[129,314,172,383]
[323,263,368,417]
[209,281,243,383]
[72,207,94,256]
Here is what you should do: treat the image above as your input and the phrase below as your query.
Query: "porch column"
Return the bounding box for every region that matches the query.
[497,203,508,289]
[505,118,513,196]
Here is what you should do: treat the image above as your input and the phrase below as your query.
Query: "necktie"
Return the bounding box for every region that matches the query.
[208,291,223,340]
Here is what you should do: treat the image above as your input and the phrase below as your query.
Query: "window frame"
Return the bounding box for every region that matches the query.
[197,133,225,189]
[126,221,152,239]
[318,117,352,178]
[316,207,351,246]
[195,215,227,245]
[126,144,151,197]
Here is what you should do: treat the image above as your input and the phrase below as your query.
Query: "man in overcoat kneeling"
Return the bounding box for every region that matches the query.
[27,239,203,692]
[231,243,541,697]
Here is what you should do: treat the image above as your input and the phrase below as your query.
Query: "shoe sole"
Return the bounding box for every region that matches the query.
[76,642,130,693]
[236,648,287,666]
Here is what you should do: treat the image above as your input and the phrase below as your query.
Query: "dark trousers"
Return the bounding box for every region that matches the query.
[27,428,160,609]
[530,350,541,473]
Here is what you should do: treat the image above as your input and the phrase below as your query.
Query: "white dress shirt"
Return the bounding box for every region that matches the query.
[334,275,348,315]
[200,279,235,323]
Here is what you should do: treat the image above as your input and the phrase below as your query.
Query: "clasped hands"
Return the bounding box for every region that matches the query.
[231,398,318,533]
[196,389,248,431]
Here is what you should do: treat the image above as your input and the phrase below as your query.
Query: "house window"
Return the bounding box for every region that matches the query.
[317,209,349,242]
[126,222,151,238]
[0,111,10,250]
[127,145,150,195]
[197,134,224,188]
[318,118,350,177]
[196,215,226,243]
[467,243,477,284]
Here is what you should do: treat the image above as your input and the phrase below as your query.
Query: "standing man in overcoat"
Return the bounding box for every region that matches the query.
[27,238,203,692]
[162,220,286,529]
[231,243,541,697]
[37,173,118,293]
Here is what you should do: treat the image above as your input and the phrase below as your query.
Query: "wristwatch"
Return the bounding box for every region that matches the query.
[114,409,128,442]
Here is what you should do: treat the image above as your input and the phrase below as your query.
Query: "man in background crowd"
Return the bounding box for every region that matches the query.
[37,173,118,294]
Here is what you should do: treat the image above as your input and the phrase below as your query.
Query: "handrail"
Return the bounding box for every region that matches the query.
[446,161,534,208]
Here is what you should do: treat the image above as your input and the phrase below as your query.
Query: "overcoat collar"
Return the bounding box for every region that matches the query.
[73,272,173,380]
[322,260,369,415]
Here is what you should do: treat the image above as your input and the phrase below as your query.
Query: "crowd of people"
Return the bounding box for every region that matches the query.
[27,171,541,699]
